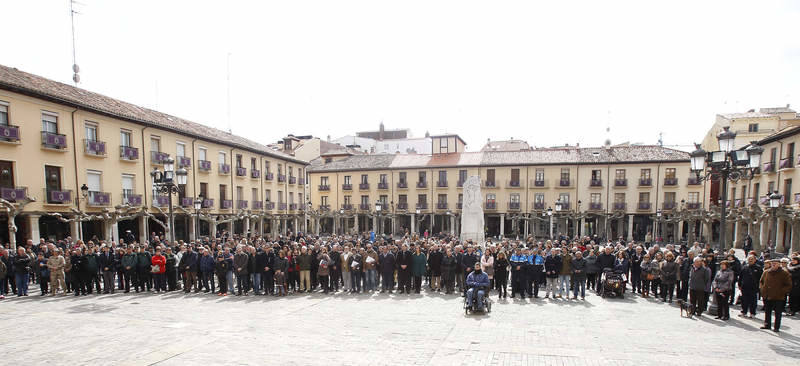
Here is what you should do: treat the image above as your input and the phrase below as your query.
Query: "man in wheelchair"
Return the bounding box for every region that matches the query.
[466,262,490,312]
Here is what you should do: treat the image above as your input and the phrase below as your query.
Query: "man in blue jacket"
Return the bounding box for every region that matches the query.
[199,248,216,293]
[466,262,490,311]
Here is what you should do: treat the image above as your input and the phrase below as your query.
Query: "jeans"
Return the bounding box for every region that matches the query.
[153,273,166,291]
[545,277,558,296]
[366,270,377,291]
[343,271,351,291]
[351,271,362,292]
[466,288,485,311]
[252,273,262,294]
[572,278,585,298]
[15,273,29,295]
[201,272,215,292]
[226,271,235,293]
[558,275,571,296]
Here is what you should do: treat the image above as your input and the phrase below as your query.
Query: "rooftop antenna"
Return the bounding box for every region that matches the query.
[69,0,82,85]
[226,52,232,133]
[658,132,663,146]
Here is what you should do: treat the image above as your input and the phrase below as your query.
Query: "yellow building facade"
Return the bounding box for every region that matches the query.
[0,65,307,246]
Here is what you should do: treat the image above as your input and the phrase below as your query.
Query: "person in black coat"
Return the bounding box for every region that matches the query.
[395,245,413,294]
[379,247,396,293]
[630,247,644,294]
[738,255,762,317]
[427,247,443,292]
[329,248,342,292]
[254,248,268,295]
[98,246,116,294]
[441,249,458,294]
[178,248,198,293]
[461,247,479,297]
[70,250,86,296]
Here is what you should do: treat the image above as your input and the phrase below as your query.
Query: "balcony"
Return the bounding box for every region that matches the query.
[319,204,329,211]
[0,124,20,142]
[180,197,194,208]
[265,202,274,210]
[614,179,627,187]
[416,203,428,210]
[485,202,497,210]
[264,172,273,181]
[221,200,233,209]
[663,178,678,186]
[319,185,330,191]
[734,199,743,208]
[119,146,139,161]
[417,181,427,189]
[44,189,71,204]
[437,202,448,210]
[202,199,214,208]
[589,202,603,211]
[637,202,652,210]
[279,203,287,210]
[763,162,775,173]
[687,202,701,210]
[87,191,111,207]
[508,202,521,210]
[457,180,466,188]
[687,176,701,185]
[251,169,261,179]
[190,160,208,172]
[83,139,106,157]
[150,151,170,165]
[359,183,370,190]
[397,203,408,210]
[559,179,571,187]
[484,180,496,188]
[589,179,602,187]
[290,203,298,211]
[378,182,389,190]
[663,201,676,210]
[559,202,571,210]
[436,181,448,188]
[289,176,297,184]
[532,179,546,188]
[123,193,142,206]
[533,202,545,210]
[177,156,191,168]
[457,202,463,209]
[357,203,369,210]
[277,174,286,183]
[613,202,626,211]
[252,201,263,210]
[0,187,27,202]
[298,178,305,185]
[153,196,169,207]
[219,163,231,175]
[41,131,67,150]
[780,158,793,170]
[342,204,353,211]
[397,182,408,189]
[639,178,652,186]
[507,180,522,188]
[236,167,247,177]
[342,183,352,191]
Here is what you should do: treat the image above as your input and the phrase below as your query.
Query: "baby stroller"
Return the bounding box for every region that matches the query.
[599,269,626,298]
[463,287,492,314]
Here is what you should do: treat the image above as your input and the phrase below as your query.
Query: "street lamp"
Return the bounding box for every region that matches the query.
[151,157,188,244]
[655,210,662,242]
[78,183,89,241]
[375,200,383,236]
[194,196,203,242]
[547,206,554,239]
[689,131,763,250]
[769,191,783,251]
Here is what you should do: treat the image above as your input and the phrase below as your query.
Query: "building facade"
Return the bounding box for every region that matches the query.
[0,65,307,247]
[308,136,701,242]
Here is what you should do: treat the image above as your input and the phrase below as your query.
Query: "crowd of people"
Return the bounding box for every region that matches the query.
[0,230,797,332]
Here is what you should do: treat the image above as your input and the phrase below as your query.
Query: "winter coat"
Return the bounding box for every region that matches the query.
[688,265,711,291]
[121,253,137,270]
[379,253,396,274]
[760,267,792,301]
[427,251,443,276]
[199,254,216,273]
[597,253,615,271]
[712,268,733,291]
[585,255,600,274]
[660,259,679,285]
[233,253,250,275]
[317,254,331,277]
[571,257,587,280]
[739,263,763,292]
[297,254,312,271]
[151,255,167,274]
[560,254,573,275]
[614,258,629,274]
[411,252,427,277]
[544,255,561,279]
[480,255,494,279]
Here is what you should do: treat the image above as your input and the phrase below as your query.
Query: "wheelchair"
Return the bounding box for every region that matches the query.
[599,268,626,299]
[463,287,492,314]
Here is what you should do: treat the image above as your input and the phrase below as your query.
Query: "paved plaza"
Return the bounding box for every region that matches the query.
[2,288,799,366]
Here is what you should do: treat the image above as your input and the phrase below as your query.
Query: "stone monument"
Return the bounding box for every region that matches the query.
[460,175,485,246]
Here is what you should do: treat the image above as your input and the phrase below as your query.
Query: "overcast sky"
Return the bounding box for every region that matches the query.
[2,0,799,151]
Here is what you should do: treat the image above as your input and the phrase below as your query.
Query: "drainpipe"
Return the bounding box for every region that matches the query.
[70,108,80,240]
[141,126,150,242]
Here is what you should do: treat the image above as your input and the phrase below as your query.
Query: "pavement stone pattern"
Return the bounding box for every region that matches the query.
[1,288,799,366]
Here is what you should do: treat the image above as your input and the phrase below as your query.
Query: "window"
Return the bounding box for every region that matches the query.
[590,193,601,203]
[361,174,368,184]
[252,188,258,201]
[438,170,447,184]
[320,196,328,206]
[511,169,520,183]
[120,130,132,147]
[458,194,463,204]
[236,186,244,201]
[265,161,271,173]
[438,194,447,204]
[486,194,496,203]
[688,192,699,203]
[379,174,387,183]
[639,192,650,203]
[324,157,332,164]
[289,166,293,177]
[440,137,448,150]
[399,172,407,183]
[535,169,544,182]
[640,169,651,179]
[200,183,208,199]
[418,194,427,205]
[591,169,601,180]
[87,170,102,201]
[459,170,467,183]
[361,195,370,205]
[265,189,271,202]
[785,179,792,201]
[122,174,135,198]
[45,165,62,192]
[236,154,243,168]
[486,169,495,184]
[768,181,775,194]
[198,147,207,161]
[664,192,676,203]
[150,137,160,152]
[379,195,388,205]
[298,193,303,205]
[289,193,294,204]
[0,102,7,125]
[665,168,676,179]
[85,122,98,141]
[614,193,625,203]
[535,193,544,204]
[219,185,227,200]
[0,161,13,189]
[176,142,186,157]
[510,193,520,203]
[770,148,777,164]
[219,151,226,164]
[42,112,58,133]
[344,175,351,185]
[278,191,284,204]
[398,195,407,204]
[321,176,329,186]
[278,164,283,175]
[748,123,759,132]
[418,171,426,183]
[615,169,626,179]
[251,158,257,170]
[558,193,570,205]
[344,195,351,205]
[787,143,795,165]
[560,168,570,181]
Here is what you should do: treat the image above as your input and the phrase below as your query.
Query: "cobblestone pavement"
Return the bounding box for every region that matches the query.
[1,287,799,366]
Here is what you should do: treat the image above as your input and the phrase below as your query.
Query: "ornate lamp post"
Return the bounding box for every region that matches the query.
[547,205,555,239]
[375,200,383,236]
[768,190,783,251]
[78,183,89,240]
[193,196,203,242]
[690,129,763,250]
[150,157,187,244]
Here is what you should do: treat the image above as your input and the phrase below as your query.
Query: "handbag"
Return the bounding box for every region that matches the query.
[646,273,655,281]
[151,264,160,273]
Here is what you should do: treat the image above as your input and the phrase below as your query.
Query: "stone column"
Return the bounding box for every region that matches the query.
[411,214,416,234]
[616,218,623,240]
[759,218,769,251]
[677,220,684,245]
[391,216,397,236]
[282,218,287,235]
[189,216,197,241]
[580,218,585,237]
[354,214,359,234]
[791,222,800,254]
[450,215,455,236]
[430,214,434,235]
[27,214,40,244]
[500,214,505,238]
[627,215,634,242]
[523,218,529,238]
[373,215,378,233]
[688,220,695,243]
[70,220,80,241]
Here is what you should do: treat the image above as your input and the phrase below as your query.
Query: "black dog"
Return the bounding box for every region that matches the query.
[677,299,695,318]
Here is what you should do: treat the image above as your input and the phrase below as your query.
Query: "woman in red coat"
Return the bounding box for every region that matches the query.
[151,248,167,293]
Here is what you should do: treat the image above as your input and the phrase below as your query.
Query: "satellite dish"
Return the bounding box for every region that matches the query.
[73,64,80,73]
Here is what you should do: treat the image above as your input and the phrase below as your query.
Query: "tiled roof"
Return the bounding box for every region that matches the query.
[0,64,307,165]
[719,112,774,119]
[760,106,795,114]
[480,139,531,151]
[308,145,689,172]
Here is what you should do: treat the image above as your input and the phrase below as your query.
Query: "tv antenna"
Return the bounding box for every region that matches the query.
[70,0,82,85]
[226,52,232,133]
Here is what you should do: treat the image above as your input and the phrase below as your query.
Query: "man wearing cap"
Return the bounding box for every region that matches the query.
[760,259,792,332]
